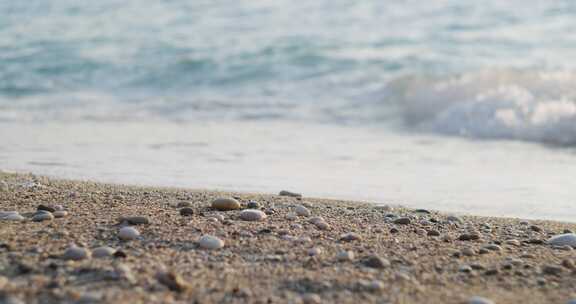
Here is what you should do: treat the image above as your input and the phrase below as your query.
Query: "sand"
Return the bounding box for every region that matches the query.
[1,171,576,304]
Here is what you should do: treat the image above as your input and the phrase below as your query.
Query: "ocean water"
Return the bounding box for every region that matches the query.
[2,1,576,220]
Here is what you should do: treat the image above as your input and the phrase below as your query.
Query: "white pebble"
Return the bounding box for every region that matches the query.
[295,205,311,217]
[118,226,140,241]
[92,246,116,258]
[336,250,355,261]
[239,209,267,221]
[307,247,322,256]
[308,217,324,225]
[286,213,298,220]
[198,235,224,250]
[63,246,90,261]
[53,210,68,218]
[296,236,312,243]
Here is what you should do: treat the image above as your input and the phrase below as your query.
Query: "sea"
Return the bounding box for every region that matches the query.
[2,0,576,221]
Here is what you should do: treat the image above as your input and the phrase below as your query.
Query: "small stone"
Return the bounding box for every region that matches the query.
[180,207,194,216]
[340,232,361,242]
[447,215,463,223]
[483,244,502,251]
[467,296,494,304]
[1,212,24,221]
[548,233,576,247]
[208,214,225,221]
[301,293,321,304]
[121,216,150,225]
[286,213,298,220]
[414,209,431,214]
[363,255,390,268]
[53,210,68,218]
[393,217,411,225]
[177,201,192,208]
[198,235,224,250]
[562,259,575,269]
[427,230,440,236]
[308,217,324,224]
[336,250,354,262]
[461,247,476,256]
[529,225,543,232]
[32,212,54,222]
[458,233,480,241]
[365,280,385,292]
[313,220,330,230]
[37,204,56,213]
[390,227,399,234]
[279,190,302,198]
[54,205,64,211]
[114,263,136,283]
[118,227,140,241]
[63,246,90,261]
[156,271,191,292]
[484,269,499,276]
[239,209,267,221]
[211,197,241,211]
[459,265,473,273]
[542,265,563,276]
[246,201,260,209]
[307,247,322,256]
[295,205,311,217]
[504,239,521,246]
[92,246,116,258]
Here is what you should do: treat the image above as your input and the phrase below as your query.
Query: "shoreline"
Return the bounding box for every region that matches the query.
[1,172,576,303]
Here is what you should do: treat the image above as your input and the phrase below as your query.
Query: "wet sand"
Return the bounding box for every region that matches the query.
[1,172,576,304]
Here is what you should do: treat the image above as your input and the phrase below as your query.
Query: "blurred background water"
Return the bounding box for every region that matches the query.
[2,1,576,220]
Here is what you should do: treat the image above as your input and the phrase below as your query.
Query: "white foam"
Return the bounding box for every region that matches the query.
[391,69,576,145]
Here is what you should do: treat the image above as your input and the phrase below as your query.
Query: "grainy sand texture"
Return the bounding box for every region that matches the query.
[1,172,576,304]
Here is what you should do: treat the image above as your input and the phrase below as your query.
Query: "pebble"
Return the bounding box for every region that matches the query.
[307,247,322,256]
[211,197,241,211]
[177,201,192,208]
[118,226,140,241]
[562,259,575,269]
[53,210,68,218]
[504,239,521,246]
[198,235,224,250]
[459,265,473,273]
[483,244,502,251]
[37,204,56,213]
[180,207,194,216]
[529,225,543,232]
[447,215,463,223]
[363,255,390,268]
[121,216,150,225]
[393,217,411,225]
[468,296,495,304]
[427,230,441,236]
[301,293,321,304]
[458,233,480,241]
[32,212,54,222]
[92,246,116,258]
[208,214,225,222]
[340,232,361,242]
[63,246,90,261]
[313,220,330,230]
[279,190,302,198]
[461,247,476,256]
[308,217,324,224]
[156,271,191,292]
[239,209,267,221]
[246,201,260,209]
[296,236,312,243]
[336,250,355,261]
[542,265,563,276]
[547,233,576,247]
[295,205,311,217]
[0,212,24,221]
[286,213,298,220]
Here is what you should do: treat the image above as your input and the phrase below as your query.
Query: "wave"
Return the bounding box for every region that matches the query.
[390,69,576,145]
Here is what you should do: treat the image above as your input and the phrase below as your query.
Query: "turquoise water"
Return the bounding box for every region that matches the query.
[2,1,576,143]
[3,1,576,220]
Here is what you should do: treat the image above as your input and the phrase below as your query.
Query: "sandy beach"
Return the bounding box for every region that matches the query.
[1,171,576,304]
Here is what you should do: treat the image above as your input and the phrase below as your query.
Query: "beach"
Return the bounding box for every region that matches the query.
[1,171,576,304]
